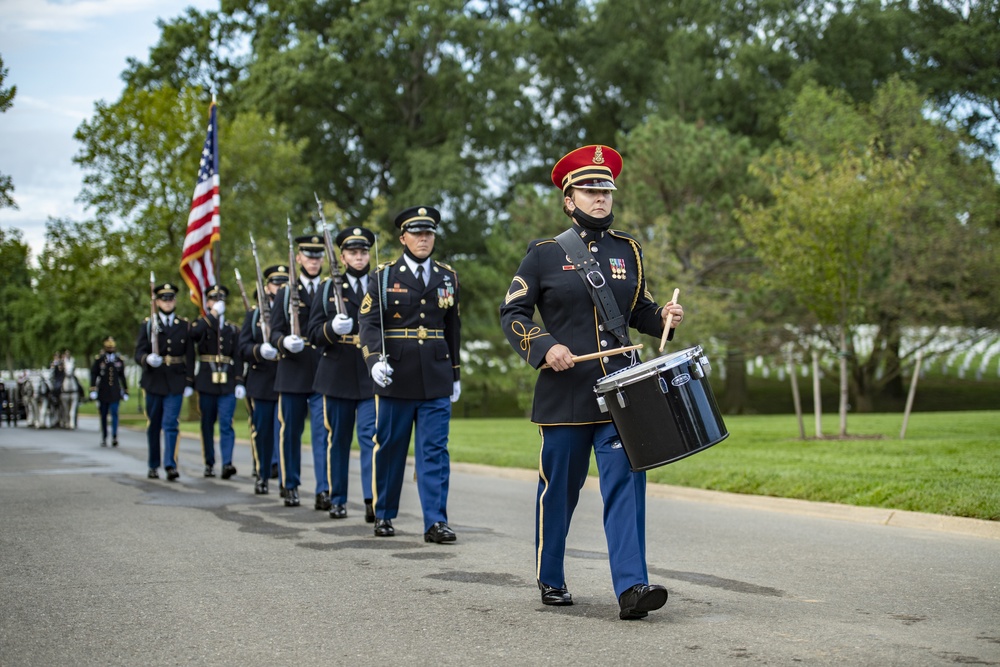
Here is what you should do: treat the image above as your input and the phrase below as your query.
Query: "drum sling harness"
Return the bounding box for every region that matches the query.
[555,229,631,348]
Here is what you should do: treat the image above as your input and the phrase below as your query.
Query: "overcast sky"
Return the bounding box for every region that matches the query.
[0,0,218,260]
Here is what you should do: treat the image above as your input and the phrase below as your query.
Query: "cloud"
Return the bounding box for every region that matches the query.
[0,0,188,33]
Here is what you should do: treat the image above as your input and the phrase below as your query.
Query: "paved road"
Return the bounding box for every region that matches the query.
[1,418,998,666]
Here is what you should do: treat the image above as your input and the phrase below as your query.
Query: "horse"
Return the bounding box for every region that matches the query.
[56,359,83,430]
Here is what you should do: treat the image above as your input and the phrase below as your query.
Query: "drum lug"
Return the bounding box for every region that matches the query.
[691,361,705,379]
[596,395,608,413]
[616,389,628,409]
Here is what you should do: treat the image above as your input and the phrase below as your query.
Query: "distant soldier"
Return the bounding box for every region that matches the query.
[190,284,245,479]
[307,226,377,521]
[359,206,462,542]
[135,282,195,480]
[269,235,330,508]
[238,264,288,495]
[89,336,128,447]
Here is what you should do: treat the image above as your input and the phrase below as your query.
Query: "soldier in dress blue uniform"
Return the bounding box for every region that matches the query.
[499,145,685,620]
[307,226,377,521]
[135,282,195,480]
[270,236,330,509]
[89,336,128,447]
[238,264,288,495]
[190,284,245,479]
[358,206,461,542]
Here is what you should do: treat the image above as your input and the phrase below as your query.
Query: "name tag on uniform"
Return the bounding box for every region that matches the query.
[562,265,574,271]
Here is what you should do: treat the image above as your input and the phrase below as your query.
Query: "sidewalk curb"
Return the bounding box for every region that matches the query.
[450,461,1000,541]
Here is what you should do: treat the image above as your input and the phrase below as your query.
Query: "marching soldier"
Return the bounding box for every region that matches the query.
[190,284,245,479]
[89,336,128,447]
[270,235,330,508]
[499,145,684,620]
[135,282,195,480]
[358,206,461,542]
[307,226,377,521]
[238,264,288,494]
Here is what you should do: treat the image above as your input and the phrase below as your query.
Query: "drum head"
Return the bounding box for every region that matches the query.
[594,345,703,393]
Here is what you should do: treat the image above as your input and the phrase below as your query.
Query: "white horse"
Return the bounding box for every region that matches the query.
[57,359,83,430]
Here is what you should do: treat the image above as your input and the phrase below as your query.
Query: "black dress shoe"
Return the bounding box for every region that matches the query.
[373,519,394,537]
[204,465,215,478]
[270,463,280,480]
[618,583,668,620]
[314,491,331,511]
[423,521,457,544]
[254,478,268,495]
[538,581,573,606]
[284,487,300,507]
[147,469,159,479]
[364,499,375,524]
[111,438,118,447]
[329,503,347,519]
[279,486,288,498]
[221,463,237,480]
[166,467,180,481]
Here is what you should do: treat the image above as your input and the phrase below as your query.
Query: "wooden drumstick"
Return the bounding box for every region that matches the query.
[658,288,681,353]
[540,344,643,370]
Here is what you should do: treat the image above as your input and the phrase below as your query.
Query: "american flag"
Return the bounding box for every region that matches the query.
[179,101,220,314]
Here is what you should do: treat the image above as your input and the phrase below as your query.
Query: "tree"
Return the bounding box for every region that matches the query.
[0,53,17,210]
[0,227,33,368]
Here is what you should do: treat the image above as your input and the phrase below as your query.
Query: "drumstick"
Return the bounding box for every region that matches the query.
[540,344,643,370]
[658,288,681,353]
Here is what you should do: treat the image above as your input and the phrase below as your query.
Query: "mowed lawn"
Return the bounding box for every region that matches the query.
[103,405,999,521]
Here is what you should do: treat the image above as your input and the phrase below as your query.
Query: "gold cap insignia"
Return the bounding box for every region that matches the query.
[593,146,605,165]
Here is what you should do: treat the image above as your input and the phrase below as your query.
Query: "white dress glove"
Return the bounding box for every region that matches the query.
[331,314,353,335]
[183,387,194,398]
[146,353,163,368]
[122,393,129,402]
[234,385,246,400]
[260,342,278,360]
[282,335,305,353]
[451,380,461,403]
[89,391,98,401]
[211,301,226,316]
[371,360,394,388]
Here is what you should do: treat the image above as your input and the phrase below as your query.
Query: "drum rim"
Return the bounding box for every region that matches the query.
[594,345,704,392]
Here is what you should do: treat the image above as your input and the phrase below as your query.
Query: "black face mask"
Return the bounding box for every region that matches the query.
[346,263,370,278]
[403,247,432,262]
[572,207,614,232]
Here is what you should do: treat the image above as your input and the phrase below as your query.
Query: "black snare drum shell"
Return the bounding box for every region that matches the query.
[603,355,729,471]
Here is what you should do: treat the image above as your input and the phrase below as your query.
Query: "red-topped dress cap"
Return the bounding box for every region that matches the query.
[550,145,623,193]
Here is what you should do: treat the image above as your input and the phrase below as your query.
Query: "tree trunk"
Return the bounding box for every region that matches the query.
[721,348,747,415]
[839,327,848,437]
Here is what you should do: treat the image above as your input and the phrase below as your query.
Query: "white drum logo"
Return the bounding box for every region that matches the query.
[670,373,691,387]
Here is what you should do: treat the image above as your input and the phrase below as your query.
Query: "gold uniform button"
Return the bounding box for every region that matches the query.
[419,313,426,319]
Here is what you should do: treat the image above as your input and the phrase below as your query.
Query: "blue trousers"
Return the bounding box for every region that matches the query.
[372,395,451,531]
[247,398,278,477]
[199,392,236,467]
[323,396,376,504]
[145,392,183,470]
[98,400,120,440]
[536,423,648,598]
[278,392,329,493]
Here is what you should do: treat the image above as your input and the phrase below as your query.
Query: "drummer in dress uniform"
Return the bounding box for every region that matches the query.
[135,282,195,480]
[498,145,685,619]
[89,336,128,447]
[238,264,288,494]
[190,284,245,479]
[269,235,330,509]
[358,206,461,542]
[307,226,377,521]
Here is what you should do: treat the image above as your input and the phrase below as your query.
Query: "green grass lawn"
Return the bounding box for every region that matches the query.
[86,401,999,521]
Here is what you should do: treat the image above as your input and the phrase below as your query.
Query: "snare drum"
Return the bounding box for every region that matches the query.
[594,346,728,471]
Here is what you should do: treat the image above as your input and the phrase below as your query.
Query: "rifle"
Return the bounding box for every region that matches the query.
[315,192,345,316]
[286,217,301,337]
[149,271,160,356]
[233,268,251,312]
[249,233,270,341]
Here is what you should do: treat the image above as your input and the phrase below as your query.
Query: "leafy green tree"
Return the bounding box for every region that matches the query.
[0,227,33,368]
[0,53,17,210]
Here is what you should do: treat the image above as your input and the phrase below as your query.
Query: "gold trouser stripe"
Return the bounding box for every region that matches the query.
[371,395,381,514]
[536,424,548,584]
[324,397,333,495]
[247,397,259,472]
[277,394,287,487]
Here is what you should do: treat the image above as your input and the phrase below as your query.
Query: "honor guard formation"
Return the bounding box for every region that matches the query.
[115,146,687,620]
